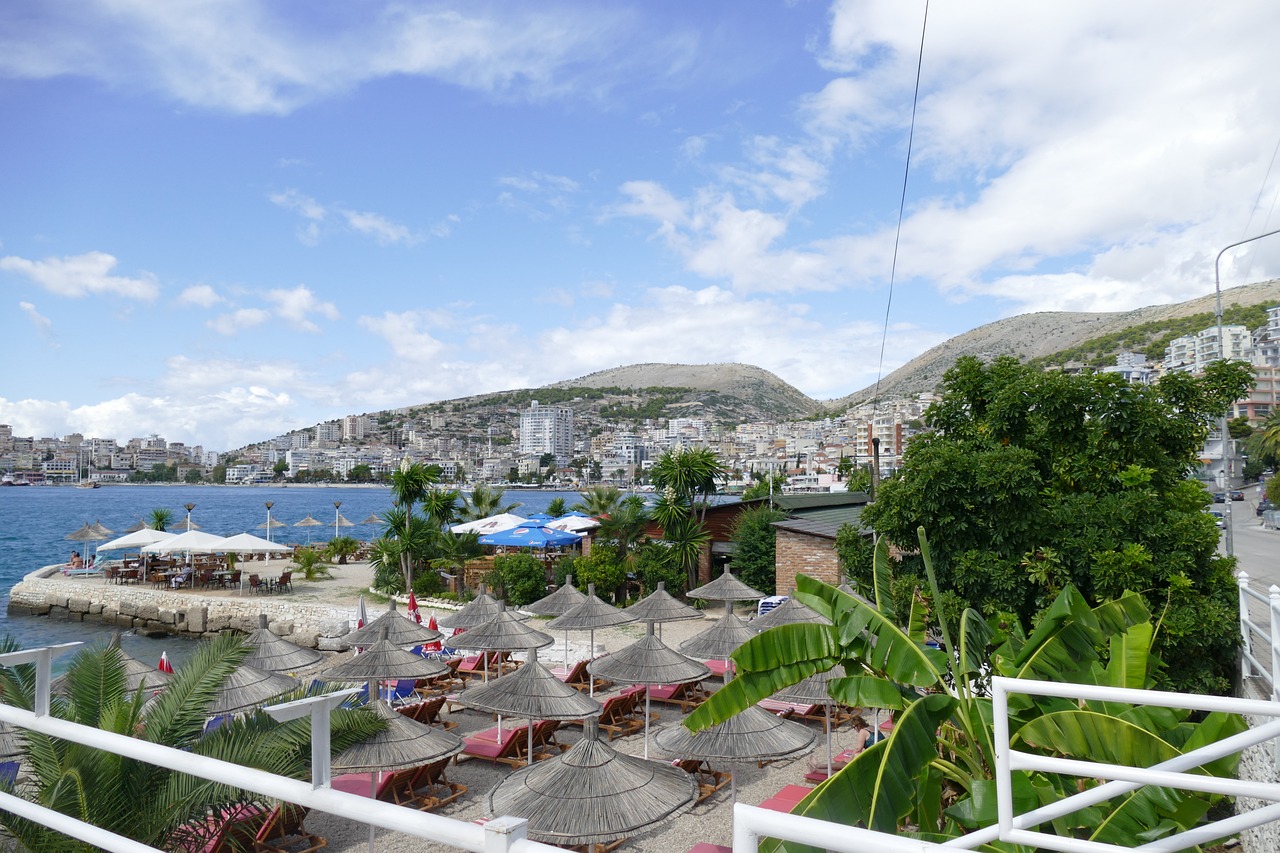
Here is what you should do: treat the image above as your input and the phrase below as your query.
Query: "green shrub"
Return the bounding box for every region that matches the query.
[574,546,628,603]
[633,543,685,596]
[487,553,549,606]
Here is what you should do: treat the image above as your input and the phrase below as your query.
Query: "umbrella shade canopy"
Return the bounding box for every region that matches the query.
[622,582,703,624]
[318,637,450,682]
[478,521,581,549]
[89,520,114,537]
[546,516,600,533]
[257,518,288,530]
[53,637,173,695]
[345,600,443,648]
[589,624,710,686]
[358,514,383,526]
[0,721,22,761]
[243,614,324,672]
[334,513,356,528]
[455,655,602,720]
[123,518,149,533]
[677,612,756,660]
[653,703,816,764]
[141,530,229,554]
[547,593,634,631]
[773,665,848,705]
[209,665,301,715]
[751,595,831,630]
[293,515,324,527]
[450,512,527,534]
[522,575,588,617]
[437,588,529,630]
[96,528,176,551]
[220,532,294,554]
[488,723,697,847]
[687,568,765,602]
[65,523,108,543]
[333,700,464,773]
[452,609,553,652]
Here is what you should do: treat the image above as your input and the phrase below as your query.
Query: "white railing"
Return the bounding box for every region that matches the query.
[1238,571,1279,700]
[6,646,1280,853]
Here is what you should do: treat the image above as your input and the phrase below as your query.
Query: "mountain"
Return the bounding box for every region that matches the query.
[828,278,1280,408]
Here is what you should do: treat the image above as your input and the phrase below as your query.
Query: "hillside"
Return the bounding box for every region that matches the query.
[829,278,1280,408]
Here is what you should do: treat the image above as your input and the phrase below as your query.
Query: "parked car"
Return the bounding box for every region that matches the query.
[1258,500,1275,516]
[1231,489,1245,501]
[1212,492,1227,503]
[1207,510,1226,528]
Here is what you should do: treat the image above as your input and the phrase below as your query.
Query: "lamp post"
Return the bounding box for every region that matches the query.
[1214,226,1280,558]
[333,501,342,541]
[183,503,195,533]
[265,501,274,544]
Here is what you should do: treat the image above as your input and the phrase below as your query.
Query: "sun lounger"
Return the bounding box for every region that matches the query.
[569,690,646,741]
[170,802,270,853]
[802,748,858,783]
[253,802,327,852]
[396,694,457,729]
[685,844,732,853]
[758,784,811,813]
[456,651,516,679]
[460,723,534,768]
[414,658,465,697]
[405,756,468,810]
[675,759,732,805]
[647,682,708,712]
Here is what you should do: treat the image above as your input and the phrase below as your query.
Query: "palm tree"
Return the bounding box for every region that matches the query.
[146,507,173,531]
[0,633,381,851]
[545,497,567,517]
[380,507,436,592]
[650,447,725,523]
[460,483,522,520]
[571,485,624,518]
[596,494,651,582]
[325,535,361,565]
[1254,411,1280,463]
[387,461,441,591]
[420,488,461,529]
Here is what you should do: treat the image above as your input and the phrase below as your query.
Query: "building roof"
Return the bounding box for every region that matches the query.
[772,504,869,541]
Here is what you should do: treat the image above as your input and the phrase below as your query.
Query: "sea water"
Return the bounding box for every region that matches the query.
[0,484,584,670]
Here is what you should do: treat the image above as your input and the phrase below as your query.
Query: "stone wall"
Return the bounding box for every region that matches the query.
[1237,680,1280,852]
[774,529,840,595]
[9,569,357,651]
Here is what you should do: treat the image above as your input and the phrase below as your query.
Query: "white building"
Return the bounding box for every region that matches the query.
[518,401,573,464]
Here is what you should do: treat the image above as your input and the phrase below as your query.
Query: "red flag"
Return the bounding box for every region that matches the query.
[423,612,443,653]
[158,652,174,674]
[427,613,438,631]
[356,594,368,629]
[407,591,422,624]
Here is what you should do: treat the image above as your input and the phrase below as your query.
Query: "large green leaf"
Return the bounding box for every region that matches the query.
[872,537,896,622]
[826,675,910,711]
[997,587,1147,682]
[957,607,994,681]
[945,772,1041,828]
[686,657,829,731]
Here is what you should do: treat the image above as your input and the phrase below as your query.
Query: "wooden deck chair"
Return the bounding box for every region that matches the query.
[685,844,732,853]
[414,658,464,696]
[169,802,268,853]
[647,682,708,712]
[757,784,811,813]
[675,759,732,805]
[569,840,627,853]
[551,658,608,692]
[529,719,568,760]
[460,723,532,768]
[407,694,458,729]
[407,755,468,810]
[253,802,326,853]
[592,692,645,741]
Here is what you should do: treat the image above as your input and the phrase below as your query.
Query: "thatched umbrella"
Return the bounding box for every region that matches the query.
[209,664,300,716]
[622,581,703,641]
[546,584,634,688]
[751,592,830,631]
[678,611,756,662]
[523,574,587,616]
[687,568,765,605]
[89,520,114,538]
[65,522,106,544]
[124,518,149,534]
[242,614,324,673]
[488,719,697,848]
[344,599,442,649]
[451,606,552,686]
[318,634,450,688]
[588,622,711,758]
[0,720,22,761]
[53,635,173,696]
[653,672,816,800]
[773,665,848,778]
[438,585,530,631]
[455,648,601,764]
[332,700,463,773]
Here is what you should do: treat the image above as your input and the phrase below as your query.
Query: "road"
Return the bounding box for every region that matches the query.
[1223,483,1280,697]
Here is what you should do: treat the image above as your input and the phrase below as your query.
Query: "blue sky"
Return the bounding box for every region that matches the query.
[4,0,1280,451]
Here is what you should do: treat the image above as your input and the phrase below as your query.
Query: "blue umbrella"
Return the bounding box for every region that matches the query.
[479,520,583,549]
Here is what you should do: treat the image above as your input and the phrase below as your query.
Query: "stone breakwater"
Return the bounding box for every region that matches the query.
[10,566,358,650]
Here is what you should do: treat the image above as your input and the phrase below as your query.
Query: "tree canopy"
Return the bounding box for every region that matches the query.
[861,355,1254,694]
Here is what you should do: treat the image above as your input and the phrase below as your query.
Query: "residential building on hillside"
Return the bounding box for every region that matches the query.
[518,401,573,464]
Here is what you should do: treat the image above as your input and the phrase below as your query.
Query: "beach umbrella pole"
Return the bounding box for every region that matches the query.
[644,689,652,760]
[825,704,833,778]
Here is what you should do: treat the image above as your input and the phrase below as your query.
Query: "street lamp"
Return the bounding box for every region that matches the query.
[183,503,196,533]
[333,501,342,540]
[1214,226,1280,557]
[265,501,274,544]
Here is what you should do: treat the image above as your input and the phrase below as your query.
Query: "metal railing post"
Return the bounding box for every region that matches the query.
[1269,586,1280,704]
[1241,571,1254,681]
[483,816,528,853]
[263,689,361,789]
[0,643,82,717]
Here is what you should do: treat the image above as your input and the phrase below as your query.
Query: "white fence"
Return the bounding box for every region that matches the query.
[1238,571,1279,700]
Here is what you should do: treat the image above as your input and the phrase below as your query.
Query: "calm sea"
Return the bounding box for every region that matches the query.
[0,484,584,670]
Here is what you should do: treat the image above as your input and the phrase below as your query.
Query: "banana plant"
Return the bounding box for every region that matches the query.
[686,528,1245,849]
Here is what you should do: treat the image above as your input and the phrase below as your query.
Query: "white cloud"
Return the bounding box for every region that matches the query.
[357,311,448,363]
[339,209,417,246]
[264,285,340,333]
[18,301,55,343]
[271,189,427,246]
[179,284,223,307]
[0,251,159,299]
[207,307,271,336]
[269,189,326,221]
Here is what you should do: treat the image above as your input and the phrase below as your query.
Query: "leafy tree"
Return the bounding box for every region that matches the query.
[861,355,1253,694]
[0,633,381,851]
[1228,415,1254,439]
[487,553,549,606]
[460,483,522,520]
[574,545,629,603]
[741,473,785,501]
[348,463,374,483]
[649,448,726,587]
[325,535,361,565]
[689,535,1246,846]
[146,508,173,531]
[182,468,204,484]
[595,495,650,575]
[730,505,786,593]
[272,459,288,478]
[633,542,686,596]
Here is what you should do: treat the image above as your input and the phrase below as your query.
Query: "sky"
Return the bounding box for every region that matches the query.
[4,1,1280,452]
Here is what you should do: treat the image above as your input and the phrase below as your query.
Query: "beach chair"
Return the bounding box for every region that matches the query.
[457,651,515,679]
[414,658,464,696]
[253,802,326,853]
[552,658,609,693]
[685,844,732,853]
[758,784,811,813]
[647,682,708,712]
[460,723,533,768]
[398,694,457,729]
[530,719,568,760]
[675,759,732,805]
[589,691,645,741]
[248,574,268,595]
[274,571,293,593]
[406,755,468,810]
[384,679,418,706]
[169,802,269,853]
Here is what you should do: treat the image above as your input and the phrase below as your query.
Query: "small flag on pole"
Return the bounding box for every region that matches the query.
[158,652,174,674]
[424,612,442,653]
[356,594,368,629]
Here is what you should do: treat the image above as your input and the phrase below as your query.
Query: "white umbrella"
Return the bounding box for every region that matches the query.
[547,516,600,533]
[96,528,176,551]
[141,530,229,554]
[219,532,294,554]
[450,513,527,534]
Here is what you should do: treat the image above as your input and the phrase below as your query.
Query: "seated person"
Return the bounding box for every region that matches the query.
[171,568,193,589]
[68,551,84,569]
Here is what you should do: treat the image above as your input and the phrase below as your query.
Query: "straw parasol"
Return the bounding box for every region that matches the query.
[522,574,587,616]
[622,582,703,641]
[124,518,149,533]
[687,568,765,605]
[751,592,831,630]
[89,520,114,538]
[332,700,463,773]
[450,605,553,680]
[52,636,174,696]
[437,585,529,630]
[455,648,601,764]
[65,522,107,544]
[242,614,324,672]
[358,514,382,526]
[0,720,22,761]
[546,584,634,688]
[208,664,300,716]
[488,719,697,848]
[256,518,287,532]
[677,611,757,662]
[344,599,443,649]
[318,635,450,685]
[772,665,848,778]
[293,514,323,543]
[653,672,816,799]
[589,622,711,758]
